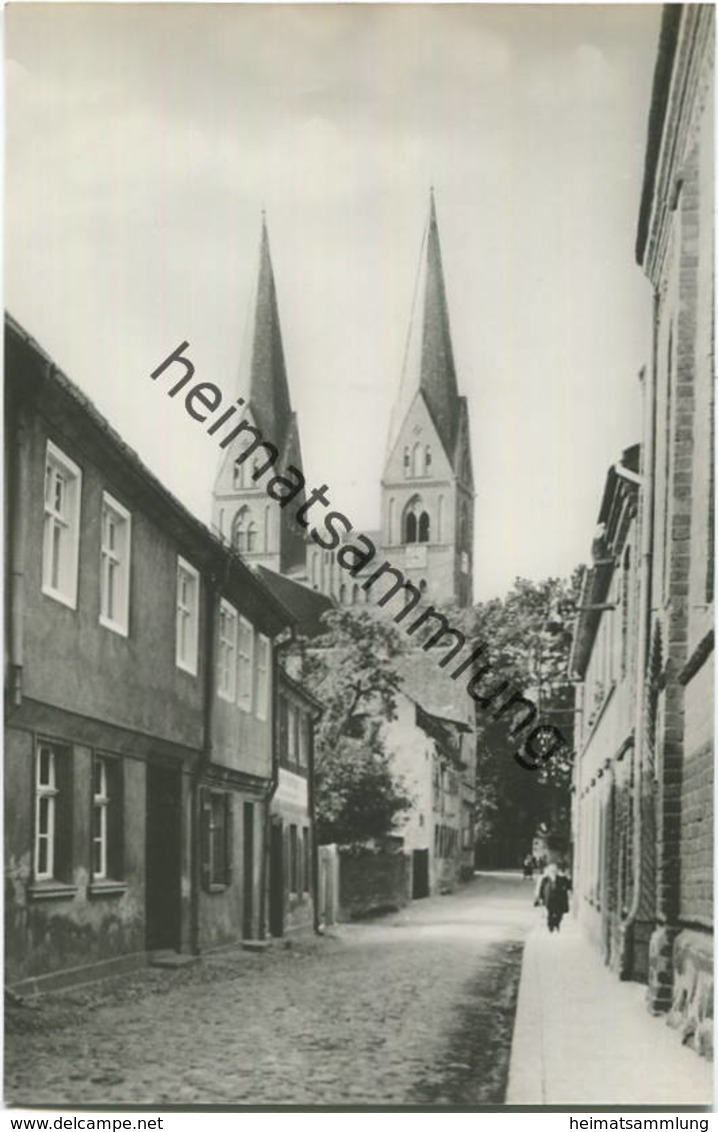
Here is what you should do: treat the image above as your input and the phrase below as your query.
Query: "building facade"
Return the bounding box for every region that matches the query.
[5,315,295,990]
[384,654,476,897]
[570,447,643,971]
[635,5,714,1052]
[572,6,714,1058]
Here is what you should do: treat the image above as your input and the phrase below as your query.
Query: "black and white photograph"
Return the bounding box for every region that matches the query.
[4,1,715,1114]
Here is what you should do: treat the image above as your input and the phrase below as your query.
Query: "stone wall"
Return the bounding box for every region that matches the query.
[337,848,410,921]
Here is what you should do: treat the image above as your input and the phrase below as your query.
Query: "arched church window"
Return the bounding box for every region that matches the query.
[437,496,443,542]
[425,446,432,474]
[264,506,271,552]
[219,509,225,540]
[388,498,395,544]
[419,579,428,595]
[403,447,411,478]
[412,443,424,478]
[233,460,245,490]
[232,507,250,552]
[246,522,258,553]
[339,583,347,605]
[311,554,319,589]
[403,496,426,544]
[352,583,359,605]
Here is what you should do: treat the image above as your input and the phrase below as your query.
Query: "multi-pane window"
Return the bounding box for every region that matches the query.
[91,756,122,882]
[100,493,131,635]
[302,827,310,893]
[256,634,270,720]
[201,790,232,888]
[35,743,58,880]
[43,441,82,608]
[92,757,109,879]
[176,558,199,675]
[237,617,254,710]
[289,824,299,894]
[218,601,238,701]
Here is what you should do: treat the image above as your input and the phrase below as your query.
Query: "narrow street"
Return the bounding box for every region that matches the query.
[6,872,535,1108]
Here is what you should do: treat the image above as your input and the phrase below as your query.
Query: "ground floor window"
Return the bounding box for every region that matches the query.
[289,824,299,894]
[303,826,310,893]
[92,755,123,881]
[35,740,71,883]
[201,789,233,888]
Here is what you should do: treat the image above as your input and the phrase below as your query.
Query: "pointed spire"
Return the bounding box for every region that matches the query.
[237,215,293,446]
[387,191,461,460]
[420,190,460,450]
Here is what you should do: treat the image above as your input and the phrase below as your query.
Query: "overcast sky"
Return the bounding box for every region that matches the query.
[7,3,661,600]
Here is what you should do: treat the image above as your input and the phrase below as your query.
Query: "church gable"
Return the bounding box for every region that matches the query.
[384,390,454,487]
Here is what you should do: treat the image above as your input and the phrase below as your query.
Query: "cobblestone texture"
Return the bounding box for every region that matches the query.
[6,872,534,1107]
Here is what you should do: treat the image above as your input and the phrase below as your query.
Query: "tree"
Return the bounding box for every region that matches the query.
[447,572,582,864]
[293,608,413,845]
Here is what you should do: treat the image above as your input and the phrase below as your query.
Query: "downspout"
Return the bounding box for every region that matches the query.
[8,403,28,708]
[623,339,657,956]
[191,580,216,955]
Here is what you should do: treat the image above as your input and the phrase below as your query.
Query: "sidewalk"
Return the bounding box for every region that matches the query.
[506,914,713,1106]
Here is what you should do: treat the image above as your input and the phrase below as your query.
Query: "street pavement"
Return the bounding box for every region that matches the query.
[507,913,714,1106]
[6,872,535,1108]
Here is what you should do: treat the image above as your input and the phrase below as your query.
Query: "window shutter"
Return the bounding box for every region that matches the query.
[108,759,124,881]
[224,792,234,886]
[199,788,211,892]
[54,748,73,883]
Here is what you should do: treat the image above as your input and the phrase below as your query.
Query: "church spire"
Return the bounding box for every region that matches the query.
[388,191,461,462]
[237,214,293,447]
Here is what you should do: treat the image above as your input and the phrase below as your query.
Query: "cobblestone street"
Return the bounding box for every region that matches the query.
[6,872,535,1108]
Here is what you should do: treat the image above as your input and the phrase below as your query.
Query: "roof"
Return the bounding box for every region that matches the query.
[255,566,333,638]
[235,217,294,450]
[569,445,641,679]
[5,311,293,635]
[396,650,473,730]
[635,6,682,266]
[387,192,463,464]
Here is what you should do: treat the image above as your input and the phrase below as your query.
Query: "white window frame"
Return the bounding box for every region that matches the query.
[218,600,238,702]
[99,492,131,636]
[92,756,109,880]
[42,441,82,610]
[255,634,270,720]
[176,557,200,676]
[35,743,58,880]
[237,616,255,711]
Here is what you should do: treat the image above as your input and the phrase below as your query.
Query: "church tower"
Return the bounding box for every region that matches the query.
[380,192,474,607]
[212,216,306,575]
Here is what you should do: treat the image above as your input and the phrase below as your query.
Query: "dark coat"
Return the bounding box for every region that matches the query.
[539,873,571,914]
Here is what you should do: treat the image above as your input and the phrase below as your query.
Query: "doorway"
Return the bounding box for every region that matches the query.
[242,801,255,939]
[412,848,430,899]
[269,819,284,937]
[145,764,182,950]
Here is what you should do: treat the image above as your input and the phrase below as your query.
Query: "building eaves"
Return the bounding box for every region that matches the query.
[5,311,293,635]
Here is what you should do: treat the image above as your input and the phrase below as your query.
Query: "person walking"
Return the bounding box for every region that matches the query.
[535,861,571,932]
[522,853,535,879]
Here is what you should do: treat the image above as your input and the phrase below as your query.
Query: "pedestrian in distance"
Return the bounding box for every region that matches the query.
[522,853,535,879]
[535,861,571,932]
